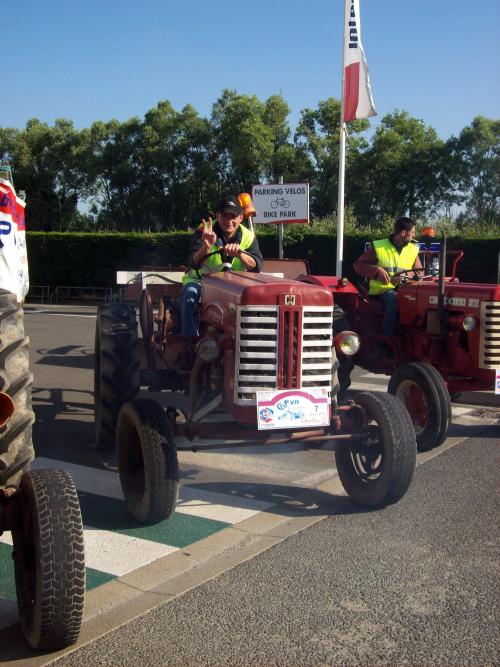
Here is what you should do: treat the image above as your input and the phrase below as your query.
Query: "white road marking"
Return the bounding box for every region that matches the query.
[24,309,96,318]
[83,529,178,576]
[32,458,123,499]
[350,381,389,392]
[177,487,271,523]
[31,458,273,524]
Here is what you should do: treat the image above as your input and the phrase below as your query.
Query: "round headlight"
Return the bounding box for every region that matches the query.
[196,337,220,362]
[462,315,476,332]
[334,331,361,356]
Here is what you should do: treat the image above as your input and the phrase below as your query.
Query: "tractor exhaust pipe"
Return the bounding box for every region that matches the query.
[438,233,447,323]
[0,392,15,428]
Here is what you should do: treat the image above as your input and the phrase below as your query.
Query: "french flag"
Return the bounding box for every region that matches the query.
[343,0,376,122]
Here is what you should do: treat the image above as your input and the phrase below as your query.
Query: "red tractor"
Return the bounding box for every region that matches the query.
[94,253,418,525]
[298,231,499,451]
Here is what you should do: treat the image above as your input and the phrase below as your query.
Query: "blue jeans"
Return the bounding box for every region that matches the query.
[180,281,202,337]
[375,289,398,336]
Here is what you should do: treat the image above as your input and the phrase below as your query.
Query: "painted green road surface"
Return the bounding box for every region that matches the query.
[0,456,273,629]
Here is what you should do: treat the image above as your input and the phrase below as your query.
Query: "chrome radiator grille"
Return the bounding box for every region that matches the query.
[479,300,500,369]
[235,305,333,404]
[301,308,335,387]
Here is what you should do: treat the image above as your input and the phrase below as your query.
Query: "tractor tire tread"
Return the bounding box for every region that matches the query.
[336,391,416,507]
[0,292,35,489]
[95,303,140,449]
[117,398,179,524]
[14,468,85,649]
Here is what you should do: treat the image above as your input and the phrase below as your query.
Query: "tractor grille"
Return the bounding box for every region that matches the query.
[300,309,334,387]
[479,301,500,369]
[235,305,333,404]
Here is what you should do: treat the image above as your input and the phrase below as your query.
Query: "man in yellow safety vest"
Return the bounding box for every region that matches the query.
[180,194,263,343]
[353,217,422,337]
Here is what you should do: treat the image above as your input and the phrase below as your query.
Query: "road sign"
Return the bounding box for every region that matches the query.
[252,183,309,224]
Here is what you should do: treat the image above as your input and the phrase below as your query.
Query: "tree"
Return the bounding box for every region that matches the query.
[263,94,310,184]
[211,89,275,192]
[350,111,446,225]
[0,119,88,230]
[142,102,217,229]
[446,116,500,225]
[294,98,369,217]
[86,117,145,230]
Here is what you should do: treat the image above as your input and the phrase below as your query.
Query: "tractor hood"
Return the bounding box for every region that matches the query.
[200,271,333,328]
[400,280,500,322]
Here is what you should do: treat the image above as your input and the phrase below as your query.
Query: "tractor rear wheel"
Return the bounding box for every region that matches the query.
[94,303,140,450]
[0,291,35,489]
[335,391,416,507]
[388,362,451,451]
[12,469,85,649]
[420,363,452,447]
[116,399,179,524]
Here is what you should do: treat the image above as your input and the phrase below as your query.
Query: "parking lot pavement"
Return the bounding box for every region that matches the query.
[0,304,498,654]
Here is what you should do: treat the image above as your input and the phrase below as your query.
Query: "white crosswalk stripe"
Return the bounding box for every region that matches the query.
[0,457,276,631]
[83,529,178,576]
[29,458,274,524]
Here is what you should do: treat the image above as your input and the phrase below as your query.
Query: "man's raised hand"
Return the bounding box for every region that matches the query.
[201,217,216,250]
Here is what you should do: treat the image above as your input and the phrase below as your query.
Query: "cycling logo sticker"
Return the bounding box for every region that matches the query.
[256,389,329,430]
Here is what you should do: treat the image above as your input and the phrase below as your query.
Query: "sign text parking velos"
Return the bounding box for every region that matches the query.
[251,183,309,224]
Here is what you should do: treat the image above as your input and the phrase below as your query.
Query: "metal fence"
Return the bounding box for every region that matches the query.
[26,285,51,303]
[53,286,114,303]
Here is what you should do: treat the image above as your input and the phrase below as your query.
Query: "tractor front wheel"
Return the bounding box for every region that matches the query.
[335,391,416,507]
[12,469,85,650]
[116,399,179,524]
[388,362,451,451]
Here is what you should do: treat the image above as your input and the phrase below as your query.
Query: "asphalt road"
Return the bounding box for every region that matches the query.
[1,303,498,666]
[52,436,500,667]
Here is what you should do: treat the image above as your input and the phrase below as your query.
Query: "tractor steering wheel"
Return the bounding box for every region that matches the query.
[392,267,430,287]
[195,248,253,280]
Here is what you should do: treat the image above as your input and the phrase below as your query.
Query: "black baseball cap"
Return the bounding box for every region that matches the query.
[217,194,242,215]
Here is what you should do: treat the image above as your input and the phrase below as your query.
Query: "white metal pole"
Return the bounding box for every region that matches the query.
[336,0,348,277]
[336,125,346,276]
[278,175,284,259]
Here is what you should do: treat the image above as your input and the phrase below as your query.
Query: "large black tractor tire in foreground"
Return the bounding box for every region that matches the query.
[335,391,416,507]
[116,398,179,524]
[388,361,452,451]
[0,290,35,488]
[94,303,140,450]
[1,292,85,649]
[12,468,86,650]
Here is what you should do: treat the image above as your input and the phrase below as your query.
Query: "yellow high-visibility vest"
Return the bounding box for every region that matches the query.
[369,237,419,295]
[183,225,255,285]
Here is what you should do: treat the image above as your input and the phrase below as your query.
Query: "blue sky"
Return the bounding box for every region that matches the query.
[2,0,499,140]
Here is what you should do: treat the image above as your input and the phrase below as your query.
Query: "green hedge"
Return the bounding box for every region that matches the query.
[26,231,499,289]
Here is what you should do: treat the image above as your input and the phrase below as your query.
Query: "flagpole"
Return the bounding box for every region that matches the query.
[336,0,348,277]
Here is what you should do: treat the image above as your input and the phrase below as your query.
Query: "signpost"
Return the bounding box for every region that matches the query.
[251,182,309,225]
[251,182,309,259]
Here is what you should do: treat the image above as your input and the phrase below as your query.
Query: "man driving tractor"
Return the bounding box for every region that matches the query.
[180,194,263,356]
[353,216,422,338]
